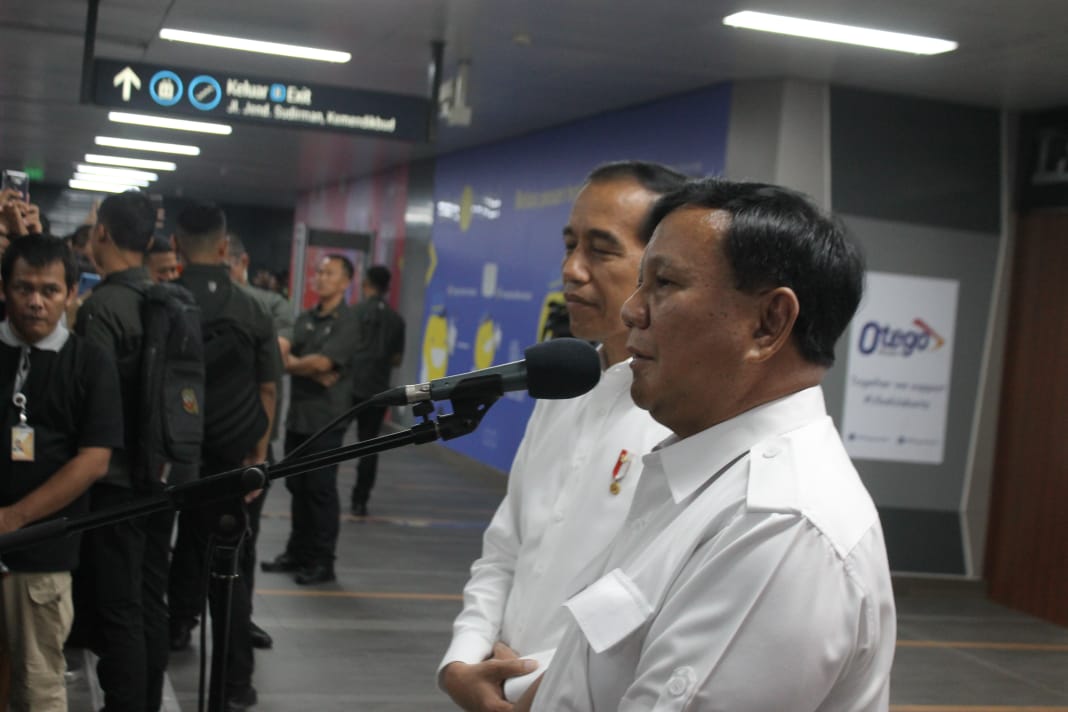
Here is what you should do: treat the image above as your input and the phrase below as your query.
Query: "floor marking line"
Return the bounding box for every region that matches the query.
[256,588,463,601]
[898,640,1068,652]
[891,707,1068,711]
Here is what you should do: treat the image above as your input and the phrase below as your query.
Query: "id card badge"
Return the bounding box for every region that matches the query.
[11,424,35,462]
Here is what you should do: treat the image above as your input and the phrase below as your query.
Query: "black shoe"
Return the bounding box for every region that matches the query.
[226,685,258,711]
[352,501,368,517]
[249,621,273,649]
[170,618,197,652]
[261,552,303,573]
[294,563,336,585]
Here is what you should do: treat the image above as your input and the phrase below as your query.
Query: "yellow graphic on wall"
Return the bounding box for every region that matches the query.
[474,316,502,370]
[421,309,454,382]
[536,291,566,342]
[459,186,474,232]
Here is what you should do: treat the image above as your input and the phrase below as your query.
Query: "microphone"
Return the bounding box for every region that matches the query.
[373,338,601,406]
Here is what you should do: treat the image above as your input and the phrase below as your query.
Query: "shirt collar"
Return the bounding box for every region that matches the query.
[646,386,829,503]
[102,266,150,285]
[0,319,70,353]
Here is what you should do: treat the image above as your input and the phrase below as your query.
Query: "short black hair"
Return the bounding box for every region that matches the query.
[68,224,92,249]
[326,254,354,280]
[97,191,156,253]
[145,235,174,255]
[2,234,77,291]
[365,265,390,293]
[587,161,689,196]
[585,161,689,244]
[175,202,227,254]
[645,179,864,367]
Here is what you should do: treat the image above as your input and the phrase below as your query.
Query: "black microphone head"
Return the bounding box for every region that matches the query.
[523,338,601,399]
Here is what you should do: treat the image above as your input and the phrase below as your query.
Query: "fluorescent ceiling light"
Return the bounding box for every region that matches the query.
[108,111,232,135]
[159,28,351,63]
[75,164,159,182]
[73,172,150,188]
[69,179,141,194]
[85,154,177,171]
[722,11,958,55]
[95,136,201,156]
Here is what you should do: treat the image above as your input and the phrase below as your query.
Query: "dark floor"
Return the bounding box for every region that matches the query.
[69,433,1068,711]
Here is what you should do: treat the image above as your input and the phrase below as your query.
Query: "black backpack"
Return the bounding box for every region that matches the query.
[127,281,206,491]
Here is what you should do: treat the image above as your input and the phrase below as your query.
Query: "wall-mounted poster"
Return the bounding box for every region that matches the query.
[841,271,959,464]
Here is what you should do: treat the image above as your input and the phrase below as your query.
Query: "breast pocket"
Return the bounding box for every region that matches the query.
[564,568,653,654]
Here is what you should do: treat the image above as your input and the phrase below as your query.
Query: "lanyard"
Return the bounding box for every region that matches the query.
[12,346,30,424]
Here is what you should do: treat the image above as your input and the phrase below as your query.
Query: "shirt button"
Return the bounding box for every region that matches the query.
[553,509,564,522]
[762,445,782,458]
[667,667,694,697]
[533,563,546,575]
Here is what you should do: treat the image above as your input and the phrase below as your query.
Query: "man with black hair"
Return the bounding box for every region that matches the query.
[0,235,122,712]
[261,254,359,586]
[144,236,179,283]
[169,202,280,711]
[225,231,294,651]
[520,179,895,711]
[75,190,177,712]
[439,161,685,712]
[348,264,405,516]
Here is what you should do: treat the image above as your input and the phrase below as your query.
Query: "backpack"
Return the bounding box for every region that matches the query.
[128,281,206,491]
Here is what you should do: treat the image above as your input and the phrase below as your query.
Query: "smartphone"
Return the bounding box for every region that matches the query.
[78,272,102,296]
[2,169,29,202]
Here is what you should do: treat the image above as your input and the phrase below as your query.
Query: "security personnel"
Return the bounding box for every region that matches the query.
[75,190,175,712]
[262,254,358,586]
[170,202,280,712]
[348,265,405,516]
[0,235,122,712]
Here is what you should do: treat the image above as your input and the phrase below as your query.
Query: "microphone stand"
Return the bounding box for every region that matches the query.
[0,384,502,711]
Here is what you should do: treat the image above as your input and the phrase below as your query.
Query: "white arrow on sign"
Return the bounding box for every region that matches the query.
[112,66,142,102]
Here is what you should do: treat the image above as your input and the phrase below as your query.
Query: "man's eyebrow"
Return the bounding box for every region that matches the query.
[587,229,624,248]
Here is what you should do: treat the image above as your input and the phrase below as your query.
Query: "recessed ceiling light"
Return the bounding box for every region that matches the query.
[69,179,141,194]
[108,111,232,135]
[95,136,201,156]
[75,164,159,182]
[85,154,178,171]
[72,172,150,188]
[723,11,958,55]
[159,28,351,63]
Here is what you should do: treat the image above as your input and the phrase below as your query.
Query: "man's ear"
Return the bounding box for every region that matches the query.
[747,287,799,363]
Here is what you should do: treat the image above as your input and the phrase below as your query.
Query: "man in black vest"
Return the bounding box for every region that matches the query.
[0,235,122,711]
[171,202,281,711]
[76,191,176,712]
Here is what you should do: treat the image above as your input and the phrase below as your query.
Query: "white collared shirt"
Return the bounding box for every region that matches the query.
[533,386,897,712]
[0,320,70,352]
[439,356,671,674]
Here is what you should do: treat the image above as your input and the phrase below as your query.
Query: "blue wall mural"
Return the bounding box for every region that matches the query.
[422,84,733,471]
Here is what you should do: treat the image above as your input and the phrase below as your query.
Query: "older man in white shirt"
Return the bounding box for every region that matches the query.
[438,162,686,712]
[519,179,896,711]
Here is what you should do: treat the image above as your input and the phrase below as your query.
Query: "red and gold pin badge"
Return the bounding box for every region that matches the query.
[610,449,630,495]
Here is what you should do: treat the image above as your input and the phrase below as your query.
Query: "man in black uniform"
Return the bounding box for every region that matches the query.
[0,235,122,711]
[76,190,176,712]
[170,202,280,711]
[348,265,405,516]
[261,255,358,586]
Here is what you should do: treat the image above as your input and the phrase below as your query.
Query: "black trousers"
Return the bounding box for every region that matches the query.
[74,483,174,712]
[351,402,388,507]
[167,462,254,705]
[283,428,345,565]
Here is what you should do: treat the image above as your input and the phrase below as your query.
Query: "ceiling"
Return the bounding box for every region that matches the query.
[3,0,1068,209]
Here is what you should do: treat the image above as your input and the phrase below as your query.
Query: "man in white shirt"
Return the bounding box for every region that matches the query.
[520,179,896,711]
[439,162,686,711]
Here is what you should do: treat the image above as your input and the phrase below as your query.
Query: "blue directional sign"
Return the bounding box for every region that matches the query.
[94,58,432,142]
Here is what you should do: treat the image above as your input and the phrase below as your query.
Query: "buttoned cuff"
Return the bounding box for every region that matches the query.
[436,632,496,687]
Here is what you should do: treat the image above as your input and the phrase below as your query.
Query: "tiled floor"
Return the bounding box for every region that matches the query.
[69,433,1068,711]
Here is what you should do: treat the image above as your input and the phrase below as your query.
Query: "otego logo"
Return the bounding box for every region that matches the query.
[857,318,945,357]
